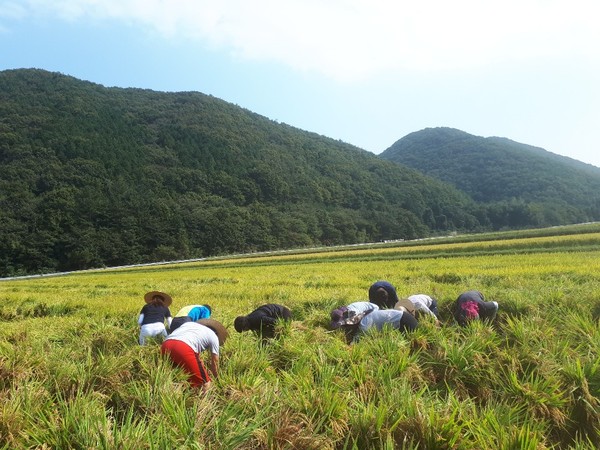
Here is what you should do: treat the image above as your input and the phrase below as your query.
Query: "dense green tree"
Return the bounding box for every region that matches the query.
[3,71,596,276]
[381,127,600,228]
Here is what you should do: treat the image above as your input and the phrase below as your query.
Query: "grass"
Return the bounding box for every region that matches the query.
[1,223,600,448]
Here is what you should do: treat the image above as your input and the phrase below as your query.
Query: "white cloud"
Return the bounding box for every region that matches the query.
[0,2,28,20]
[12,0,600,82]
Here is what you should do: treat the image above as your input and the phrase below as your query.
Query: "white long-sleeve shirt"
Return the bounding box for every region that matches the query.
[407,294,437,317]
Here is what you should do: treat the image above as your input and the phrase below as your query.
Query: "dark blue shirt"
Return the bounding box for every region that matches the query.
[140,304,171,325]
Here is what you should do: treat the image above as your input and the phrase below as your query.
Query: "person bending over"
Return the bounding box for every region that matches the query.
[234,304,292,339]
[395,294,441,325]
[169,304,212,334]
[452,290,498,326]
[138,291,173,345]
[160,319,227,392]
[345,308,418,343]
[330,301,379,330]
[368,280,400,309]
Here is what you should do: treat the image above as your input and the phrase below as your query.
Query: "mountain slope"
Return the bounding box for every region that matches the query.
[380,127,600,220]
[0,70,478,276]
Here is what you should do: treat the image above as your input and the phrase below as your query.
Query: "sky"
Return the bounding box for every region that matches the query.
[1,0,599,167]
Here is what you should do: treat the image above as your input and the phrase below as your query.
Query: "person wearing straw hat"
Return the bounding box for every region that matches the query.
[452,290,499,326]
[395,294,441,325]
[234,304,292,339]
[169,304,212,334]
[368,280,400,309]
[161,319,228,392]
[138,291,173,345]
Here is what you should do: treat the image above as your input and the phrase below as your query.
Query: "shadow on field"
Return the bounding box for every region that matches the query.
[591,302,600,322]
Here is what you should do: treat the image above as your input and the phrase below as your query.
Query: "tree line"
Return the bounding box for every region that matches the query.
[1,70,595,277]
[381,127,600,227]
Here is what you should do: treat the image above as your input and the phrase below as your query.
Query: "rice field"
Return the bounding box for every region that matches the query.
[1,224,599,449]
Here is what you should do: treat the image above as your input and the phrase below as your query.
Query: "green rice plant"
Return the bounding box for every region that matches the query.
[0,380,56,449]
[103,406,156,450]
[561,358,600,446]
[569,434,600,450]
[1,226,600,448]
[419,322,501,402]
[551,309,600,358]
[156,388,202,445]
[205,402,271,449]
[409,394,477,450]
[501,366,569,434]
[24,386,110,449]
[347,398,395,449]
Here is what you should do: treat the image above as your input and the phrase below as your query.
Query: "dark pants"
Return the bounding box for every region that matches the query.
[397,311,418,333]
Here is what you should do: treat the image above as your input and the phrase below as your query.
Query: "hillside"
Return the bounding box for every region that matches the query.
[380,127,600,226]
[0,69,479,276]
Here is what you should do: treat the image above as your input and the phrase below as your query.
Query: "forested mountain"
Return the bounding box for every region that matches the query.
[380,127,600,229]
[0,69,481,276]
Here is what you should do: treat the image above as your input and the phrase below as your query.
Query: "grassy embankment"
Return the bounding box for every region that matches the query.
[1,224,599,449]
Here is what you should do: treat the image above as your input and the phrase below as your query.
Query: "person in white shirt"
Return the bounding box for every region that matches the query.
[160,319,227,392]
[353,309,418,342]
[329,301,379,330]
[395,294,440,325]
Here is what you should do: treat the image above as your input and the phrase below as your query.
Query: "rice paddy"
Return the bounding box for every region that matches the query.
[1,224,599,449]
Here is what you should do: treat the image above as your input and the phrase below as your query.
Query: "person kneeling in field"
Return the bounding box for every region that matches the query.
[138,291,173,345]
[330,301,379,330]
[160,319,228,392]
[452,290,498,326]
[234,304,292,339]
[368,280,400,309]
[169,304,212,334]
[342,308,418,343]
[395,294,441,325]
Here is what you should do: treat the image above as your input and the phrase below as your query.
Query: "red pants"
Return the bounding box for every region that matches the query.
[161,339,211,388]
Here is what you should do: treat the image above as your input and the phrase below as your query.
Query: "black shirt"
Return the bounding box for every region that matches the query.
[140,304,171,326]
[245,304,292,337]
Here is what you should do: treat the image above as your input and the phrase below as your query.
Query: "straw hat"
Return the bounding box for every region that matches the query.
[144,291,173,307]
[197,318,229,345]
[394,298,416,316]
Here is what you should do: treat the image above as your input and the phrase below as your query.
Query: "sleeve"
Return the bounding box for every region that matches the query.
[246,310,277,330]
[167,316,173,327]
[138,313,144,325]
[209,333,220,355]
[414,301,436,316]
[262,308,280,324]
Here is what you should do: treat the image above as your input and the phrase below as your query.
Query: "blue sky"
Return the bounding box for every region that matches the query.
[1,0,599,167]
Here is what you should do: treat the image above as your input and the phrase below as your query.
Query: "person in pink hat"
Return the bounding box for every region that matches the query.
[452,290,498,326]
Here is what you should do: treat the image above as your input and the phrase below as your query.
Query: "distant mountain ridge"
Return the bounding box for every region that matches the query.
[380,127,600,211]
[1,70,599,276]
[0,69,478,276]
